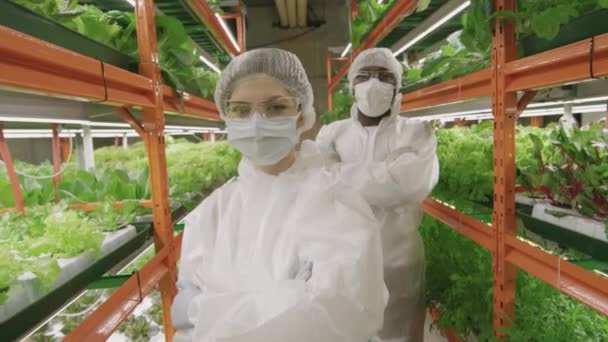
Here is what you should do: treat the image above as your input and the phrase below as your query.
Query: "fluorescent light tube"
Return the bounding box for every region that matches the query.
[393,0,471,57]
[199,55,221,74]
[216,13,241,53]
[340,43,352,58]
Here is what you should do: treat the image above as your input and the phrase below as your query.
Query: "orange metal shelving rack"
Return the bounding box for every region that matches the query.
[327,0,608,339]
[0,0,242,341]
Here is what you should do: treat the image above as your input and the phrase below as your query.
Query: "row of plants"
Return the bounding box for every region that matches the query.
[12,0,221,99]
[30,246,164,341]
[0,202,137,305]
[434,121,608,234]
[403,0,608,91]
[0,138,240,307]
[421,206,608,341]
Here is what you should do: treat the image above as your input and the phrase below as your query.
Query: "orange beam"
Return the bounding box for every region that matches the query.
[596,34,608,77]
[0,26,220,121]
[60,137,70,162]
[69,200,153,211]
[0,26,153,107]
[400,33,608,112]
[422,198,494,251]
[236,0,246,52]
[114,107,146,140]
[51,123,61,203]
[491,0,518,336]
[183,0,241,56]
[505,236,608,316]
[351,0,359,21]
[0,123,24,212]
[328,0,418,91]
[162,86,221,120]
[64,233,183,342]
[516,90,537,116]
[135,0,178,339]
[401,69,492,111]
[506,33,608,92]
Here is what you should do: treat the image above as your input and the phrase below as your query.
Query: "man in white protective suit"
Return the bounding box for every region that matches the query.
[317,48,439,342]
[171,48,388,342]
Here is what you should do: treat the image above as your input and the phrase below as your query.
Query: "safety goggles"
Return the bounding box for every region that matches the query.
[353,70,397,85]
[224,96,301,119]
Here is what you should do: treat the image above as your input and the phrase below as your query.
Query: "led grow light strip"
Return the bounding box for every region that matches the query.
[527,96,608,108]
[199,55,221,73]
[341,43,352,58]
[392,0,471,57]
[417,104,607,122]
[216,13,241,53]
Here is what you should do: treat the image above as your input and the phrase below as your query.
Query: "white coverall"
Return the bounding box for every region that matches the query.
[317,98,439,342]
[173,140,388,342]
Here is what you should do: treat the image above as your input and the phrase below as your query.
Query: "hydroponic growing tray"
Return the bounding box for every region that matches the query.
[0,223,152,341]
[517,203,608,261]
[0,0,135,71]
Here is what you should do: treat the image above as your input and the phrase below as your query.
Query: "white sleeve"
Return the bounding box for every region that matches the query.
[315,123,342,163]
[171,192,220,338]
[335,121,439,208]
[193,186,387,342]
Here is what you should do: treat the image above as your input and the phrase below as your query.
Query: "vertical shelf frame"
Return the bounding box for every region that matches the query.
[491,0,518,335]
[134,0,177,340]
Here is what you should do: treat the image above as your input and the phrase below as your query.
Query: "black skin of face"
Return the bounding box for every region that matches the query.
[353,66,397,127]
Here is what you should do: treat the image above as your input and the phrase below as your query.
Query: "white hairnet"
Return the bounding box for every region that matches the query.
[214,48,316,134]
[348,48,403,93]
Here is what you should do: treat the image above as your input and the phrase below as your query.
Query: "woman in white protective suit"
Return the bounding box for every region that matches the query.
[171,48,388,342]
[317,48,440,342]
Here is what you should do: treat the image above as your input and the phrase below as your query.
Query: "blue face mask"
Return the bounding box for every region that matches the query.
[226,114,299,166]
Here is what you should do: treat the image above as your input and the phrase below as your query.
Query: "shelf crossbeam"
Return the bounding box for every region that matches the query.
[401,69,492,112]
[505,236,608,316]
[421,198,494,251]
[0,26,220,121]
[506,34,608,92]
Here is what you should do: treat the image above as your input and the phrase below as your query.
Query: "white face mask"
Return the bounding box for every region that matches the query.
[226,114,298,166]
[354,78,395,117]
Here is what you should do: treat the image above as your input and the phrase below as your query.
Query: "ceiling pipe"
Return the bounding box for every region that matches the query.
[274,0,289,27]
[287,0,297,28]
[297,0,307,27]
